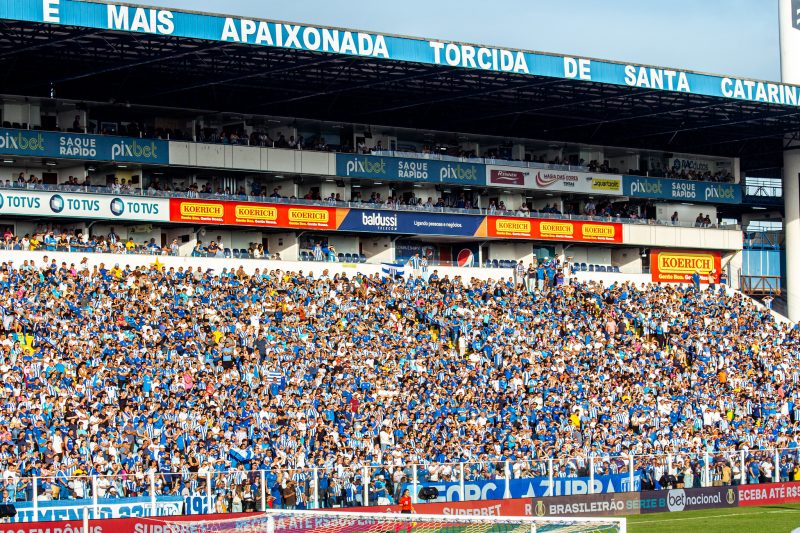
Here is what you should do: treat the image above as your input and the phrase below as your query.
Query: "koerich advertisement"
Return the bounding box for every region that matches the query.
[336,154,484,186]
[623,175,742,204]
[485,217,622,243]
[169,199,342,230]
[650,249,721,284]
[0,190,168,221]
[0,128,169,164]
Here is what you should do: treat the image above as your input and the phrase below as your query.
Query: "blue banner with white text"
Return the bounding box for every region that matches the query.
[404,473,641,503]
[0,0,794,106]
[623,176,742,204]
[10,496,184,522]
[336,154,484,186]
[0,128,169,164]
[338,209,484,236]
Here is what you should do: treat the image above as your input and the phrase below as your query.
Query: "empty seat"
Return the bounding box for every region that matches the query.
[338,253,345,262]
[300,251,309,261]
[224,248,232,258]
[359,254,367,263]
[491,260,499,269]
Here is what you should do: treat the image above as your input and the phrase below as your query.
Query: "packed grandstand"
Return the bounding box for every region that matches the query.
[0,0,795,531]
[0,256,793,512]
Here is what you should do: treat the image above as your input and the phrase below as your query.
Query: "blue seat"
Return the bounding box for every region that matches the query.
[589,264,595,272]
[344,253,352,262]
[359,254,367,263]
[232,249,241,258]
[224,248,232,258]
[491,259,499,269]
[338,253,345,262]
[300,251,309,261]
[598,265,606,272]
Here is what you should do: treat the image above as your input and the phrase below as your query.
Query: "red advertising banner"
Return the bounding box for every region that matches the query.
[650,249,721,284]
[333,497,533,517]
[485,217,622,243]
[0,500,533,533]
[738,481,800,506]
[168,199,345,230]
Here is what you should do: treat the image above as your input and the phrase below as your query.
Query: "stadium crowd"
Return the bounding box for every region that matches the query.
[0,257,795,511]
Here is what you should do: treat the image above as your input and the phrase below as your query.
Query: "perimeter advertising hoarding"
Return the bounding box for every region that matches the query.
[530,492,640,517]
[0,190,169,222]
[738,481,800,506]
[486,217,623,243]
[336,154,483,186]
[9,496,184,522]
[622,176,742,204]
[169,199,342,230]
[486,165,623,195]
[639,487,738,514]
[0,128,169,164]
[405,473,639,503]
[650,249,721,284]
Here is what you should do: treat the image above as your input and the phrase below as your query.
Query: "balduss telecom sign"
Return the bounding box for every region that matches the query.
[650,249,721,284]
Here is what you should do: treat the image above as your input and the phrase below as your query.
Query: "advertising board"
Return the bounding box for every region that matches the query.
[336,154,483,186]
[650,249,721,284]
[623,176,741,204]
[168,199,342,230]
[0,190,168,222]
[485,217,622,243]
[0,128,168,164]
[486,165,623,195]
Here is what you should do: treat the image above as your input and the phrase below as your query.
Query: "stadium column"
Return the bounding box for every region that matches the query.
[784,148,800,322]
[780,0,800,321]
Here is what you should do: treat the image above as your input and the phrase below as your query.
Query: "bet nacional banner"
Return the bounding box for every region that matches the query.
[650,249,721,284]
[7,0,798,107]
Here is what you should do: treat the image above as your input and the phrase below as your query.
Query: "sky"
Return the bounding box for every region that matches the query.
[131,0,780,81]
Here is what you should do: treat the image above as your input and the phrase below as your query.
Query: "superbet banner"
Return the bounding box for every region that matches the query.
[650,249,721,284]
[485,217,622,243]
[169,199,343,230]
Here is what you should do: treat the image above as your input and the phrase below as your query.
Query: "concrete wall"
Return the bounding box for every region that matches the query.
[169,143,337,175]
[361,235,393,263]
[624,224,742,250]
[655,203,718,225]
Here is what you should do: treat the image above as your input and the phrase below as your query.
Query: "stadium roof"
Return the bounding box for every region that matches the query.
[0,0,797,172]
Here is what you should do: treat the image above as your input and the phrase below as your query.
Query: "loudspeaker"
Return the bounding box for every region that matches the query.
[418,487,439,501]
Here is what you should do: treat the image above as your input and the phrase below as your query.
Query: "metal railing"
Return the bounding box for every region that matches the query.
[0,182,742,231]
[741,275,782,296]
[3,447,796,518]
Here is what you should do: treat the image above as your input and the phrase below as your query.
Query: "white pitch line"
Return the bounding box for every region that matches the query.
[635,508,800,524]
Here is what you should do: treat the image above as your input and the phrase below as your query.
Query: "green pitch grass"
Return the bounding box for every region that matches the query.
[627,503,800,533]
